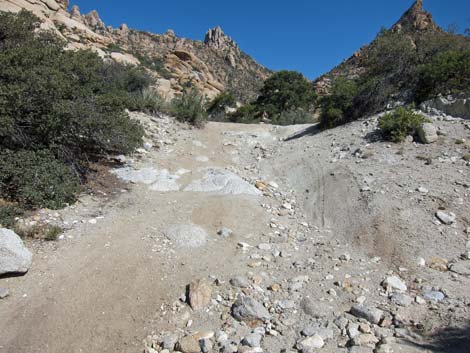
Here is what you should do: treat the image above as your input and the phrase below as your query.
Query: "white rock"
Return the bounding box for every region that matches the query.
[383,276,407,292]
[0,228,33,275]
[436,211,456,225]
[164,224,208,248]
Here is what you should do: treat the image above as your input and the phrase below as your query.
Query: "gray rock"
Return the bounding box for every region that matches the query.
[149,169,180,192]
[232,296,271,322]
[450,262,470,276]
[420,95,470,120]
[230,276,250,288]
[348,346,374,353]
[112,167,159,184]
[162,333,179,350]
[241,333,262,348]
[350,304,384,324]
[217,227,233,238]
[301,297,332,318]
[417,123,438,144]
[424,291,445,302]
[0,287,9,299]
[436,211,456,225]
[0,228,32,275]
[298,334,325,352]
[382,276,407,292]
[200,338,213,353]
[184,168,261,196]
[390,293,413,307]
[164,224,208,248]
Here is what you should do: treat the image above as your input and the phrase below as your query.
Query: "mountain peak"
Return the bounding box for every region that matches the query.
[393,0,439,32]
[204,26,237,50]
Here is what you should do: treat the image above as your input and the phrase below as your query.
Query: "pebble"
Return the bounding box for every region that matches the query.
[436,210,456,225]
[218,227,233,238]
[424,291,445,302]
[390,293,413,307]
[298,334,325,351]
[230,276,250,288]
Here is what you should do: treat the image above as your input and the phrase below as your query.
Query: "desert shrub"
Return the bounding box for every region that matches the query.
[415,50,470,101]
[44,225,63,241]
[232,70,317,124]
[0,11,147,211]
[106,43,124,53]
[0,150,80,209]
[320,78,358,128]
[277,108,316,125]
[378,106,428,142]
[169,88,208,127]
[229,103,259,124]
[207,91,237,121]
[125,88,166,115]
[0,204,25,228]
[256,71,317,116]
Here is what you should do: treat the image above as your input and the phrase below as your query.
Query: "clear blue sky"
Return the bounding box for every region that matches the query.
[72,0,469,79]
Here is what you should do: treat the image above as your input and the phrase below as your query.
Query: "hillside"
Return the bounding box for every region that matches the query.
[315,0,470,123]
[0,0,269,101]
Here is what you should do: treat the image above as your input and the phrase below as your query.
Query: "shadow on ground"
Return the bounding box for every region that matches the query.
[284,124,322,141]
[410,323,470,353]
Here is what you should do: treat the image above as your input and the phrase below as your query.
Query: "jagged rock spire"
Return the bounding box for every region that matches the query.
[204,26,237,50]
[393,0,439,32]
[84,10,105,29]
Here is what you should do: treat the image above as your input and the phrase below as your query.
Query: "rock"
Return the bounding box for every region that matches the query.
[44,0,60,11]
[217,227,233,238]
[375,344,394,353]
[450,262,470,276]
[300,298,332,318]
[428,257,448,271]
[184,169,261,196]
[200,338,213,353]
[149,170,180,192]
[164,224,208,248]
[241,333,262,348]
[232,296,271,322]
[417,123,438,144]
[177,335,201,353]
[351,334,379,347]
[298,334,325,351]
[435,211,456,225]
[382,276,407,292]
[112,167,159,184]
[420,95,470,120]
[0,228,33,275]
[350,304,384,324]
[162,333,179,350]
[0,287,9,299]
[257,243,271,251]
[189,279,212,310]
[390,293,413,307]
[70,5,81,18]
[423,291,445,302]
[230,276,250,288]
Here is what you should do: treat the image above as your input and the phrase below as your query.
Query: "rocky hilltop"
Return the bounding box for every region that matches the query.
[0,0,270,101]
[314,0,443,95]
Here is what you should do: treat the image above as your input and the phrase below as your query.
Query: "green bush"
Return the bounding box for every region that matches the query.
[232,70,317,125]
[169,88,208,127]
[320,78,358,128]
[415,50,470,102]
[0,11,148,211]
[207,91,237,121]
[0,204,24,228]
[0,150,80,209]
[378,106,428,142]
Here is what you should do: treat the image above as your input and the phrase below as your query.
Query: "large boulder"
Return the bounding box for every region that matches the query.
[421,95,470,120]
[0,228,33,275]
[417,123,438,144]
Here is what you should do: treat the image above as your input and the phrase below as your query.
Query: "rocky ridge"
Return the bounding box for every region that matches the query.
[0,0,269,101]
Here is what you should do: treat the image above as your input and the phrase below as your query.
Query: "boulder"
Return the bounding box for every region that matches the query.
[417,123,438,144]
[0,228,33,275]
[164,224,208,248]
[189,279,212,311]
[350,304,384,325]
[232,296,271,322]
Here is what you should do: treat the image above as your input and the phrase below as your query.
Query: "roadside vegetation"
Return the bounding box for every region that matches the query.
[0,10,152,231]
[319,28,470,128]
[223,71,317,125]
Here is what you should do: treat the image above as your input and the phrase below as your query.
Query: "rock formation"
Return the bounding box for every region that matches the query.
[0,0,269,101]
